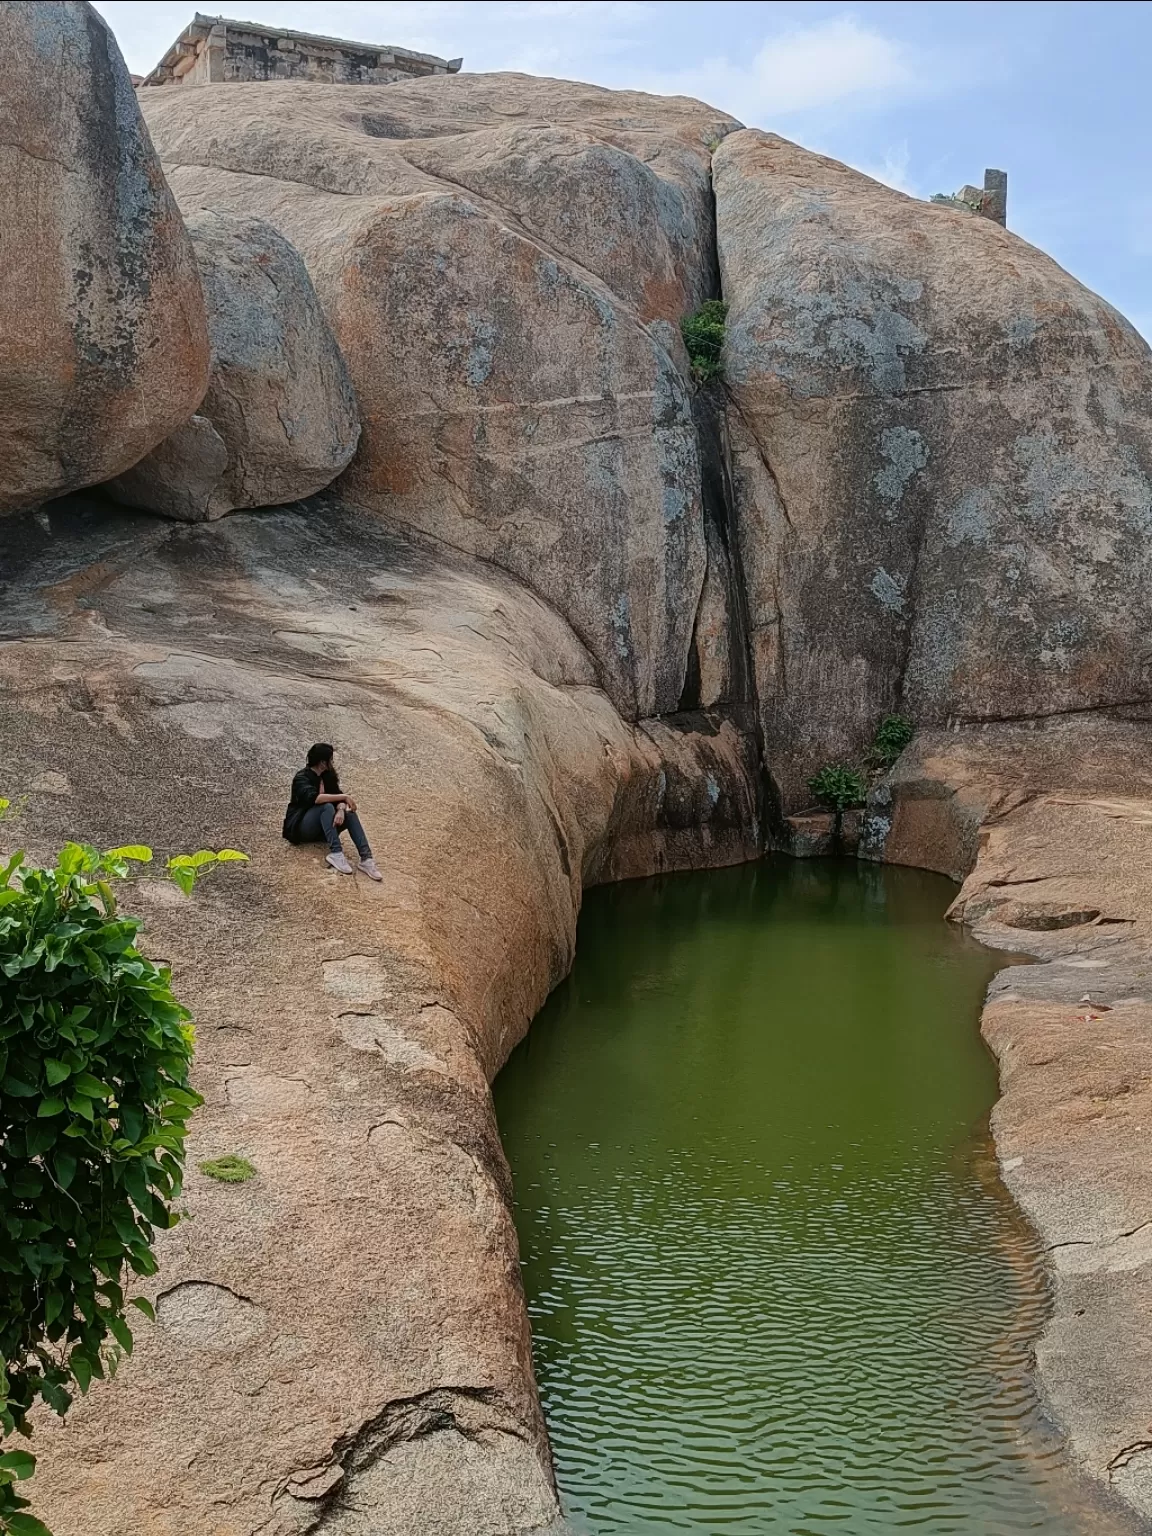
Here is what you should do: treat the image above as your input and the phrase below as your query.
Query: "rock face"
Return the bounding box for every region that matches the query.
[0,2,209,514]
[137,75,740,718]
[714,130,1152,806]
[2,493,758,1536]
[108,210,360,521]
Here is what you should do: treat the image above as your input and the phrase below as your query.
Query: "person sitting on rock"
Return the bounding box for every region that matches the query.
[282,742,382,880]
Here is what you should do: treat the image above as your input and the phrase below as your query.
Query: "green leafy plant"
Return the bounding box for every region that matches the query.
[0,827,247,1534]
[680,299,728,382]
[199,1155,255,1184]
[870,713,915,767]
[807,764,867,814]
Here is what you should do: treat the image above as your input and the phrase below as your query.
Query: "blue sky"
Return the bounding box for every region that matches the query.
[95,1,1151,337]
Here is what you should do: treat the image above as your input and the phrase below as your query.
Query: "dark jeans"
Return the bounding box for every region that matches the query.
[298,803,371,858]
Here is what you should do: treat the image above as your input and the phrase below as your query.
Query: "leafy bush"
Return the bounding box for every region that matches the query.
[871,714,914,767]
[199,1155,255,1184]
[0,813,246,1534]
[680,299,728,381]
[807,764,867,813]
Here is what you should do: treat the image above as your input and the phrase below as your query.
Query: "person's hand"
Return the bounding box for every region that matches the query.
[345,796,357,812]
[333,806,345,827]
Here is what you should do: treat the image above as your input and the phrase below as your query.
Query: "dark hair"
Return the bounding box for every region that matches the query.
[307,742,334,768]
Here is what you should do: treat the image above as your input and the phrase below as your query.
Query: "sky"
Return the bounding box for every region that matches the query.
[93,1,1152,338]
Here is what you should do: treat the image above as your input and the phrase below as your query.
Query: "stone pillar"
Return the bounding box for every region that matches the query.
[983,169,1007,227]
[205,21,227,83]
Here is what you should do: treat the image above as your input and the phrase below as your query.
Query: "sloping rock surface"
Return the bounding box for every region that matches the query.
[714,130,1152,806]
[108,210,360,521]
[1,493,758,1536]
[137,75,740,719]
[0,1,209,513]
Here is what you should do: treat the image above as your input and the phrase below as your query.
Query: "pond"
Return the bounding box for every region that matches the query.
[494,859,1140,1535]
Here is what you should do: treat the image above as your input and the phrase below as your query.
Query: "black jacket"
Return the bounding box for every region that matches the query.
[282,768,321,843]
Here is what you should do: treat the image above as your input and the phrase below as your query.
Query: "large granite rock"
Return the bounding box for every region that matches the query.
[108,211,359,521]
[0,2,209,514]
[2,493,758,1536]
[137,75,739,718]
[714,130,1152,807]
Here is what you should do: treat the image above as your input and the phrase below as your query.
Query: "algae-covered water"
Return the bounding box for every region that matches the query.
[494,859,1139,1535]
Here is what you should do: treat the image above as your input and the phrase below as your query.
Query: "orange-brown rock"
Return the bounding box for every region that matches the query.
[137,75,740,718]
[1,491,757,1536]
[0,2,209,514]
[714,130,1152,808]
[108,210,359,521]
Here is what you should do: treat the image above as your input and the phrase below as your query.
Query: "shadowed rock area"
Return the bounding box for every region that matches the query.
[108,209,360,521]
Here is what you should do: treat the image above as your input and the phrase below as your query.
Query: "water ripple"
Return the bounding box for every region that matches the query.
[495,860,1142,1536]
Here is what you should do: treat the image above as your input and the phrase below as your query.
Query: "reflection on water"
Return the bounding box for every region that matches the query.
[494,859,1140,1535]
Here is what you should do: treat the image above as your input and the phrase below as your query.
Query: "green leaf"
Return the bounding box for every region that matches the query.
[214,850,249,863]
[8,1511,54,1535]
[166,866,196,897]
[44,1059,70,1087]
[0,1451,36,1480]
[103,846,153,865]
[107,1314,133,1355]
[69,1354,92,1394]
[36,1098,65,1119]
[129,1296,156,1322]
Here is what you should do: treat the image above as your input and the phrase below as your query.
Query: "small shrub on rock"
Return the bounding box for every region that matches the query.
[807,764,867,813]
[681,300,728,381]
[0,811,246,1534]
[871,714,914,767]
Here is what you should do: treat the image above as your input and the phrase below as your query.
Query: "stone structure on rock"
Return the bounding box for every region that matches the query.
[140,13,461,89]
[713,130,1152,808]
[0,1,209,514]
[138,75,739,721]
[932,168,1008,224]
[107,209,360,521]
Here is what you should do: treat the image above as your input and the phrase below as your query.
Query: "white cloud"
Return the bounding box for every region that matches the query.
[848,142,917,195]
[635,16,923,124]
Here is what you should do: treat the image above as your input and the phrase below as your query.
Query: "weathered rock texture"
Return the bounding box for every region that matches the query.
[108,210,360,521]
[136,75,740,718]
[866,720,1152,1522]
[1,493,758,1536]
[714,130,1152,807]
[0,2,209,514]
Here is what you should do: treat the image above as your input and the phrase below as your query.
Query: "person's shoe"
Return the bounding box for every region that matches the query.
[326,851,353,875]
[359,858,384,882]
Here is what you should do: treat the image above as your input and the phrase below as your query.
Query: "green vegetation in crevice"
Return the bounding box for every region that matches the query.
[681,300,728,382]
[199,1155,256,1184]
[0,799,247,1535]
[870,713,914,767]
[807,764,868,815]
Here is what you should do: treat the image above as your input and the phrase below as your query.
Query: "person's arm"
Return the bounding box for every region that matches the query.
[289,769,343,811]
[313,789,348,805]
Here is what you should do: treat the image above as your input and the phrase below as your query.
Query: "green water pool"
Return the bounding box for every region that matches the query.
[494,858,1140,1535]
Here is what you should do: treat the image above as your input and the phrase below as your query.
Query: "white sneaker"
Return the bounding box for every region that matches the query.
[359,858,383,882]
[326,851,353,875]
